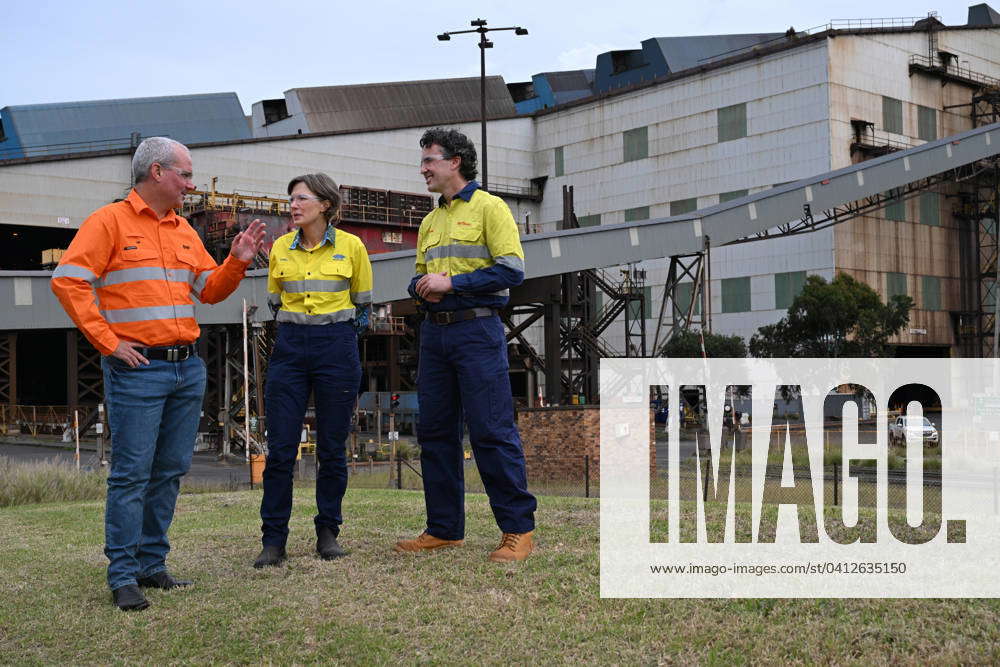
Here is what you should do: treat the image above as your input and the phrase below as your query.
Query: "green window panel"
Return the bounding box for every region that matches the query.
[882,96,903,134]
[623,126,648,162]
[670,198,698,216]
[887,272,908,299]
[922,275,941,311]
[674,281,701,315]
[917,106,937,141]
[721,277,751,313]
[919,192,939,226]
[577,214,601,227]
[717,103,747,142]
[627,285,653,320]
[774,271,807,310]
[554,146,564,177]
[720,189,748,203]
[624,206,650,222]
[884,190,905,221]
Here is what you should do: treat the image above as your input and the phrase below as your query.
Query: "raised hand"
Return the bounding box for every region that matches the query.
[230,219,267,261]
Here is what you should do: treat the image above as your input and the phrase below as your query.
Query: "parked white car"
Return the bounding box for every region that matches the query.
[888,415,939,447]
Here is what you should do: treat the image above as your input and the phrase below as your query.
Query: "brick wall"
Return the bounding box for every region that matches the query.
[518,406,655,482]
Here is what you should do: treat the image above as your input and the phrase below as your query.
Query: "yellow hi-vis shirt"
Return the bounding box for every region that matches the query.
[268,225,373,325]
[412,185,524,311]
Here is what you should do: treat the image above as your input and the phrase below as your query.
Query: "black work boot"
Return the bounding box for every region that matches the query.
[137,571,192,589]
[253,545,287,569]
[112,584,150,611]
[316,526,347,560]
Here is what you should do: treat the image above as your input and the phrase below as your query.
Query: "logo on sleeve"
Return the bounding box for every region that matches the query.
[333,254,346,260]
[456,221,471,226]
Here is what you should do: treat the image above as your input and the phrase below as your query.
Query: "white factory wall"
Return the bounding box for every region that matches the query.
[0,154,133,229]
[826,28,1000,350]
[0,117,539,232]
[531,40,836,351]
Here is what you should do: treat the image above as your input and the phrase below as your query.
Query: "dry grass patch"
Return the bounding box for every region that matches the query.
[0,488,998,663]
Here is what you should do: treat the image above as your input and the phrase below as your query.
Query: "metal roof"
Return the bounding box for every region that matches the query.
[1,93,250,158]
[290,77,517,133]
[542,70,595,94]
[650,34,786,72]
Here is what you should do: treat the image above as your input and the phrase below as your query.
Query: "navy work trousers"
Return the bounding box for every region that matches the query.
[417,314,536,539]
[261,322,360,547]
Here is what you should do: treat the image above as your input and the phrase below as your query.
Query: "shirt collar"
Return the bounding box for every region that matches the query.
[126,189,180,225]
[438,180,480,207]
[289,223,336,250]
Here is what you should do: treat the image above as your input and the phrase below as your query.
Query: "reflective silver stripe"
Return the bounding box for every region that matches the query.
[275,308,355,325]
[283,279,350,293]
[100,304,195,323]
[493,289,510,297]
[51,264,97,283]
[494,255,525,272]
[351,290,373,304]
[425,244,492,262]
[268,293,283,306]
[191,269,213,296]
[94,266,195,288]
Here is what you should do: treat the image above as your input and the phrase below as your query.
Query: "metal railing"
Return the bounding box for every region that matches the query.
[828,16,931,30]
[0,136,139,161]
[909,54,1000,89]
[0,404,99,438]
[487,182,542,200]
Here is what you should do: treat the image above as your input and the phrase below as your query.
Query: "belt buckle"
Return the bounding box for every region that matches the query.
[167,347,179,362]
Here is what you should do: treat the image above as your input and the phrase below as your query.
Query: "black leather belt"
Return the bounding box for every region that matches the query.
[425,307,497,325]
[139,344,195,362]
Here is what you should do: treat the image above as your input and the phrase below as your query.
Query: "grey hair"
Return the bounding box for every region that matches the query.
[132,137,188,184]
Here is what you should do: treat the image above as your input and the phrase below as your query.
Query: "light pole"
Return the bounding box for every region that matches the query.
[437,18,527,190]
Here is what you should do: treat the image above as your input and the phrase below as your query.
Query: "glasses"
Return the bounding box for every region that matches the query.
[288,194,322,204]
[419,154,450,167]
[159,164,193,181]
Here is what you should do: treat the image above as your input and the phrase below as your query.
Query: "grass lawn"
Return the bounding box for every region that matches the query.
[2,488,999,664]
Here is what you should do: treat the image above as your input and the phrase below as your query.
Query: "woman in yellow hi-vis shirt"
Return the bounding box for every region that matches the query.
[253,173,373,568]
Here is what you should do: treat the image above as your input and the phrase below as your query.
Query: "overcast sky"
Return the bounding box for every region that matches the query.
[3,1,976,113]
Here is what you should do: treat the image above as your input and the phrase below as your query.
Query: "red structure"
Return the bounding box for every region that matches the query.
[183,184,430,264]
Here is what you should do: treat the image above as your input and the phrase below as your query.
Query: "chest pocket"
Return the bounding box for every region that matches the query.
[320,259,353,280]
[419,227,442,254]
[120,235,159,262]
[174,245,200,268]
[449,221,483,244]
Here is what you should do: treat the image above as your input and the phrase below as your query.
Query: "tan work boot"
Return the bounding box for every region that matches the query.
[488,531,534,562]
[393,531,464,553]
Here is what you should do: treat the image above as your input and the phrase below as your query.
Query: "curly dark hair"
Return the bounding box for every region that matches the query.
[420,127,478,181]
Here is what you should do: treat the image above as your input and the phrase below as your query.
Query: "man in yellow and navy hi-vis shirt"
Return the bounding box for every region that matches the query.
[393,128,537,562]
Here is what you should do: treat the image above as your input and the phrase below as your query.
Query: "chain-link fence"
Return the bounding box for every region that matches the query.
[651,461,944,510]
[310,453,950,508]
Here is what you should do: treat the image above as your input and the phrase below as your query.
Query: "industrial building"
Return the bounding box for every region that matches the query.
[0,6,998,454]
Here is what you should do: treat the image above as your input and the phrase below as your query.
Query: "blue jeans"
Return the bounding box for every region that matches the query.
[101,355,206,591]
[417,315,536,540]
[261,322,361,547]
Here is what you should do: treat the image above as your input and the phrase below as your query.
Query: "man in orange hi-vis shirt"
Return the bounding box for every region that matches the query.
[51,137,265,611]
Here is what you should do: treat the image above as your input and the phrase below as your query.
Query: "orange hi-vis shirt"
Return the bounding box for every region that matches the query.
[51,189,250,355]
